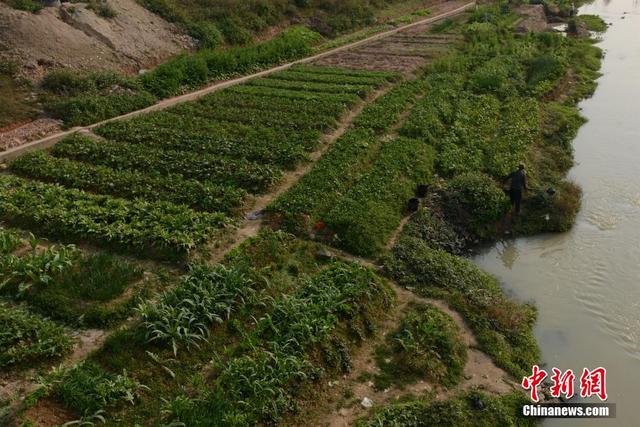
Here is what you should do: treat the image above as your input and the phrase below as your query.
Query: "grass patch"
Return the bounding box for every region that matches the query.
[578,14,607,32]
[374,303,466,390]
[385,235,539,378]
[0,61,37,129]
[360,390,535,426]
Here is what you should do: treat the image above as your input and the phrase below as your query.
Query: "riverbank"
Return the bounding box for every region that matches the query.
[475,1,639,425]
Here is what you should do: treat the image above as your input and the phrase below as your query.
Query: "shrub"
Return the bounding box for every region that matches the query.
[441,172,509,239]
[399,209,464,254]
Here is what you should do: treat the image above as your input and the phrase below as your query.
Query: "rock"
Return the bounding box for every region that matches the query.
[339,408,350,417]
[471,395,485,410]
[245,209,264,221]
[361,397,374,408]
[315,248,335,260]
[367,381,374,388]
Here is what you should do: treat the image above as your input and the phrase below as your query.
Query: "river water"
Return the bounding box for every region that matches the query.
[473,1,640,425]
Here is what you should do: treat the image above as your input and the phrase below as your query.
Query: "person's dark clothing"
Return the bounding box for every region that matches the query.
[505,169,527,214]
[509,189,522,214]
[506,169,527,191]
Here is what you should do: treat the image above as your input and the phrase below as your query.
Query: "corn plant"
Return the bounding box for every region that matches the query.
[138,265,256,355]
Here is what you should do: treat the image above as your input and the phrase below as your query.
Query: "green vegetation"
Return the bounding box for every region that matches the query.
[5,65,387,261]
[375,303,467,390]
[324,136,434,256]
[361,390,535,426]
[385,235,539,377]
[137,0,411,47]
[0,61,37,129]
[40,71,156,127]
[0,303,73,369]
[1,0,42,12]
[0,175,228,260]
[51,361,146,415]
[1,240,146,327]
[577,14,607,32]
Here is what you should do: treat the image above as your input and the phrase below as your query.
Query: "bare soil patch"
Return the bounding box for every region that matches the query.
[311,1,468,73]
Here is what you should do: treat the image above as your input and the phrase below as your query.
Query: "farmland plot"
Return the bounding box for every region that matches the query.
[4,66,394,260]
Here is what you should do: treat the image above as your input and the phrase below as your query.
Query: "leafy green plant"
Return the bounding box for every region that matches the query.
[52,362,147,414]
[138,265,257,355]
[0,175,228,260]
[0,303,73,368]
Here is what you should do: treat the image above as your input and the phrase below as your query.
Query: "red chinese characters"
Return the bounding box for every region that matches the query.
[550,368,575,399]
[580,367,608,401]
[521,365,548,402]
[521,366,608,402]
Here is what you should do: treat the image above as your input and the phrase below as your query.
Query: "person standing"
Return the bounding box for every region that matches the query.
[505,163,528,214]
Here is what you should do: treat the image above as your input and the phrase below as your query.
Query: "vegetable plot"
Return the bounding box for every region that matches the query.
[6,65,386,260]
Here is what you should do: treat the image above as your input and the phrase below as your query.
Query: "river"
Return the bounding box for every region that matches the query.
[473,1,640,425]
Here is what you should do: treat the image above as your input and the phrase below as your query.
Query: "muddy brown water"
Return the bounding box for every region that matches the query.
[473,1,640,425]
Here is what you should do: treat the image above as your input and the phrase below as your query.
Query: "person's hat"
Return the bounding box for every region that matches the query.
[518,162,525,169]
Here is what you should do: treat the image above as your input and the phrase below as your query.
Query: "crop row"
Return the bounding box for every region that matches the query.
[245,77,375,97]
[266,69,391,86]
[353,78,428,133]
[196,90,350,117]
[168,102,339,131]
[269,128,384,232]
[227,84,362,105]
[269,74,430,235]
[0,302,73,369]
[289,64,400,80]
[51,135,281,193]
[96,112,321,166]
[10,151,246,213]
[324,136,435,256]
[0,175,228,260]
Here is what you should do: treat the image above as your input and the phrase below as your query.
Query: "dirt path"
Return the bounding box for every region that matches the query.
[311,283,517,427]
[0,1,475,163]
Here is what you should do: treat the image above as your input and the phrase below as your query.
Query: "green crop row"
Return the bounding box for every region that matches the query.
[52,135,281,193]
[138,264,257,355]
[353,79,428,133]
[0,176,228,260]
[245,77,375,97]
[290,64,400,81]
[196,89,350,117]
[269,128,384,233]
[227,84,362,105]
[11,151,246,213]
[0,302,74,369]
[169,102,339,131]
[95,112,321,166]
[324,137,435,256]
[266,69,390,86]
